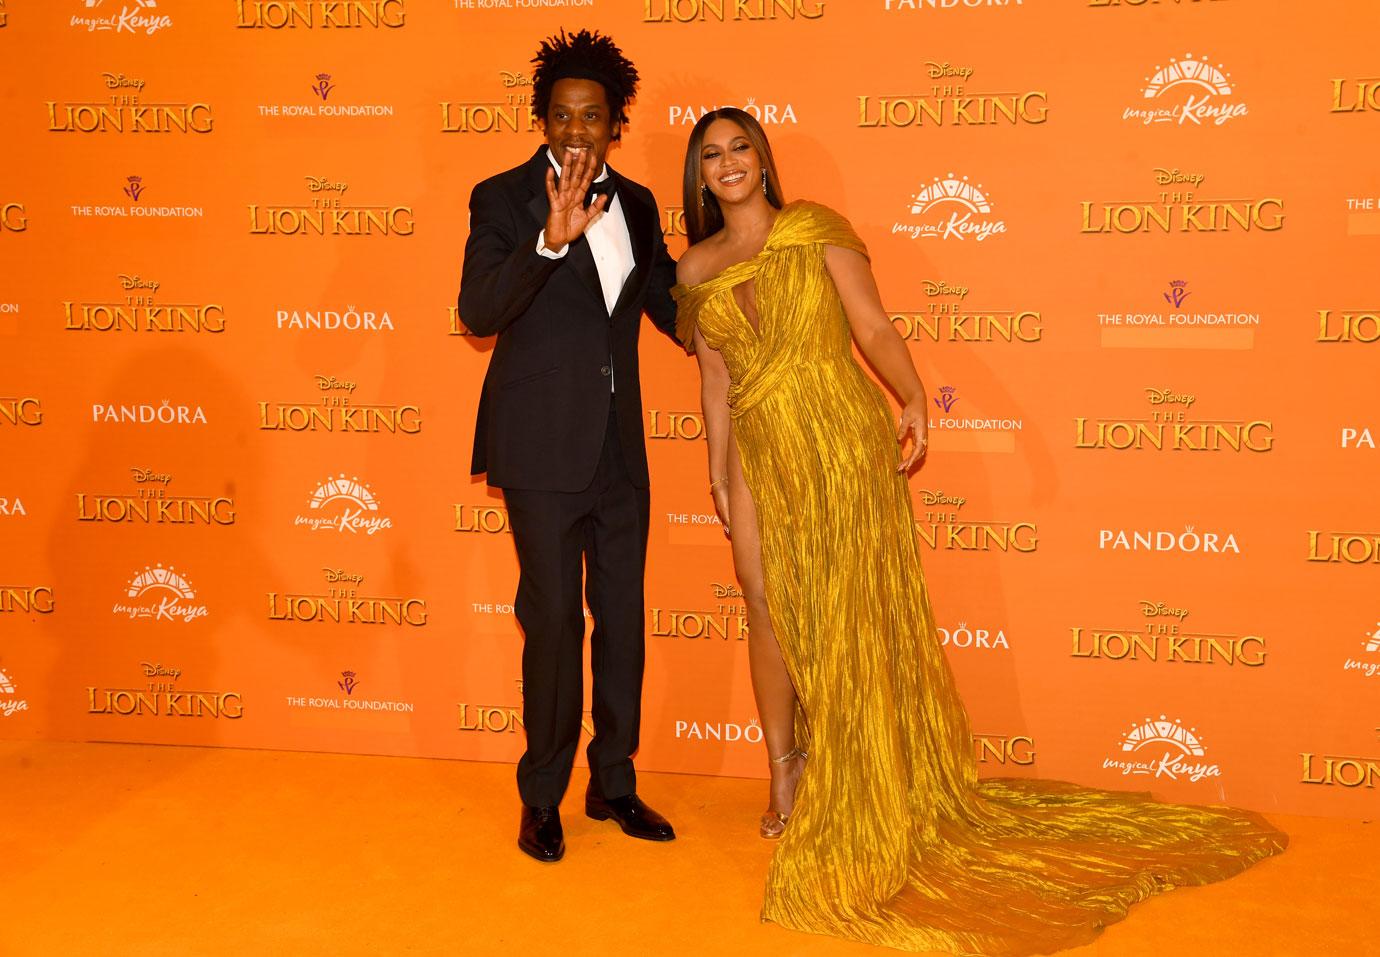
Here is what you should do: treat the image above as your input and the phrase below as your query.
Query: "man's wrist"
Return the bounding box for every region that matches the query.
[536,229,568,258]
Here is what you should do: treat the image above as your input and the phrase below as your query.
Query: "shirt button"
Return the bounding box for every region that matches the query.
[600,365,611,377]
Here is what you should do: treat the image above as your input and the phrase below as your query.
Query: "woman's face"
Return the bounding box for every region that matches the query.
[699,118,761,205]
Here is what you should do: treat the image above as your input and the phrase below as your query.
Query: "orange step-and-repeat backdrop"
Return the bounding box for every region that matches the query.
[2,0,1377,818]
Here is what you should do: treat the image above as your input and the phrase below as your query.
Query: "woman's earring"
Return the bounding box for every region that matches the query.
[761,169,768,196]
[699,184,708,208]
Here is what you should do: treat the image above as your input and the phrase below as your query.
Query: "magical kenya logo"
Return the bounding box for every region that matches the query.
[1102,714,1222,783]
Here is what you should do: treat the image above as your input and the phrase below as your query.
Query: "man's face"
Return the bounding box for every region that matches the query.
[541,78,619,169]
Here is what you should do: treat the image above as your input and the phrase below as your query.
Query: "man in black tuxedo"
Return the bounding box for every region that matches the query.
[458,30,679,863]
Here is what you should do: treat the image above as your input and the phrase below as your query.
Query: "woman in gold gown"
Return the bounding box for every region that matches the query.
[671,108,1287,956]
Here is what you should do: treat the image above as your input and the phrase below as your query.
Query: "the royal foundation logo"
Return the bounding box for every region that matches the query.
[259,375,421,433]
[286,670,417,713]
[938,622,1009,650]
[646,409,705,441]
[88,663,243,718]
[441,70,536,135]
[278,306,394,332]
[65,275,226,333]
[249,176,413,236]
[0,1,8,28]
[1330,78,1380,113]
[112,564,207,623]
[235,0,406,28]
[1301,751,1380,788]
[891,280,1042,344]
[454,503,511,533]
[49,73,210,133]
[1072,600,1265,667]
[1098,279,1260,350]
[295,474,393,535]
[1,202,26,231]
[1341,621,1380,679]
[1076,388,1273,452]
[652,582,748,642]
[914,490,1037,554]
[643,0,822,21]
[1099,525,1240,555]
[1081,168,1284,234]
[1122,54,1247,127]
[0,397,43,426]
[257,71,395,118]
[0,670,29,718]
[927,387,1024,452]
[267,568,428,625]
[1104,715,1221,783]
[1307,530,1380,565]
[0,496,26,518]
[894,173,1006,242]
[70,174,204,220]
[71,0,173,35]
[859,62,1046,128]
[974,733,1034,766]
[76,467,236,525]
[0,583,55,614]
[669,97,797,126]
[1317,308,1378,344]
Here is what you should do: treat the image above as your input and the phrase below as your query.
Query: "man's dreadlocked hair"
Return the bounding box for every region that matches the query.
[531,29,640,140]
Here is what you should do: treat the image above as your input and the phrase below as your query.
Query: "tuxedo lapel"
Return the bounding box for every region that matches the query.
[608,173,653,319]
[523,149,607,310]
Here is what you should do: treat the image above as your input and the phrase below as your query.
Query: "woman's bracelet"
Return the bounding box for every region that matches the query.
[709,476,728,491]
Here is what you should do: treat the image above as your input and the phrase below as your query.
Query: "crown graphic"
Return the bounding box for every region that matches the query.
[1143,55,1233,99]
[0,669,13,694]
[1366,623,1380,653]
[126,175,143,184]
[1119,715,1205,756]
[309,474,379,511]
[315,73,332,81]
[1169,280,1187,289]
[910,173,991,216]
[127,564,196,599]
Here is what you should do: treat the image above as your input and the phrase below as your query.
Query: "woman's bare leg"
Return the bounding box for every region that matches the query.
[726,432,805,821]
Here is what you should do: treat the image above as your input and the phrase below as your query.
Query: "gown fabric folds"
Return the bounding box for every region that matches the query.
[671,201,1287,956]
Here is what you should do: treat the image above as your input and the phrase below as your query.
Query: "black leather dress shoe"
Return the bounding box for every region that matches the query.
[518,805,564,862]
[585,790,676,842]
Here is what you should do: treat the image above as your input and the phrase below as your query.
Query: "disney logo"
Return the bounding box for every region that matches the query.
[1145,388,1196,408]
[1138,601,1189,622]
[305,176,348,195]
[712,583,743,599]
[140,662,182,680]
[315,376,356,392]
[925,62,974,81]
[323,568,364,584]
[129,468,172,484]
[1154,168,1206,188]
[922,280,969,299]
[118,274,160,293]
[918,489,967,509]
[499,71,533,88]
[102,72,146,91]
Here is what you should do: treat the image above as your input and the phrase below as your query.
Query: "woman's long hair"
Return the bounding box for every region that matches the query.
[682,107,785,245]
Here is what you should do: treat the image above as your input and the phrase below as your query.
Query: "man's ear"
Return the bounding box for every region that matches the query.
[610,120,622,142]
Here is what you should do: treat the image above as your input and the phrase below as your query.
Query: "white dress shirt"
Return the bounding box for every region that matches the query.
[535,148,635,315]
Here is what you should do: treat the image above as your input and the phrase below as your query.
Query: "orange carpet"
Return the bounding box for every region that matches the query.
[0,741,1372,956]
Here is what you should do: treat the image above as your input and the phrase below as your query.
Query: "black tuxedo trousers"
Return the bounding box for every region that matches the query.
[504,410,648,806]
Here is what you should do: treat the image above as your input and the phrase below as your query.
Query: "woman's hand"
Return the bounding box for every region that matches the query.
[711,481,732,539]
[896,399,929,472]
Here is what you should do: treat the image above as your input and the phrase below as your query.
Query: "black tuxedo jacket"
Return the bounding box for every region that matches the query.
[459,146,679,493]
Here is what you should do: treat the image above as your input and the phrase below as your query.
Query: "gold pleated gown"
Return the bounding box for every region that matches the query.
[672,202,1286,956]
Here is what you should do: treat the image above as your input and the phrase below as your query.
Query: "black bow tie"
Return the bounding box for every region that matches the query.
[586,177,615,208]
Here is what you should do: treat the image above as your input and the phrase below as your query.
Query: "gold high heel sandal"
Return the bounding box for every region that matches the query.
[759,747,808,840]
